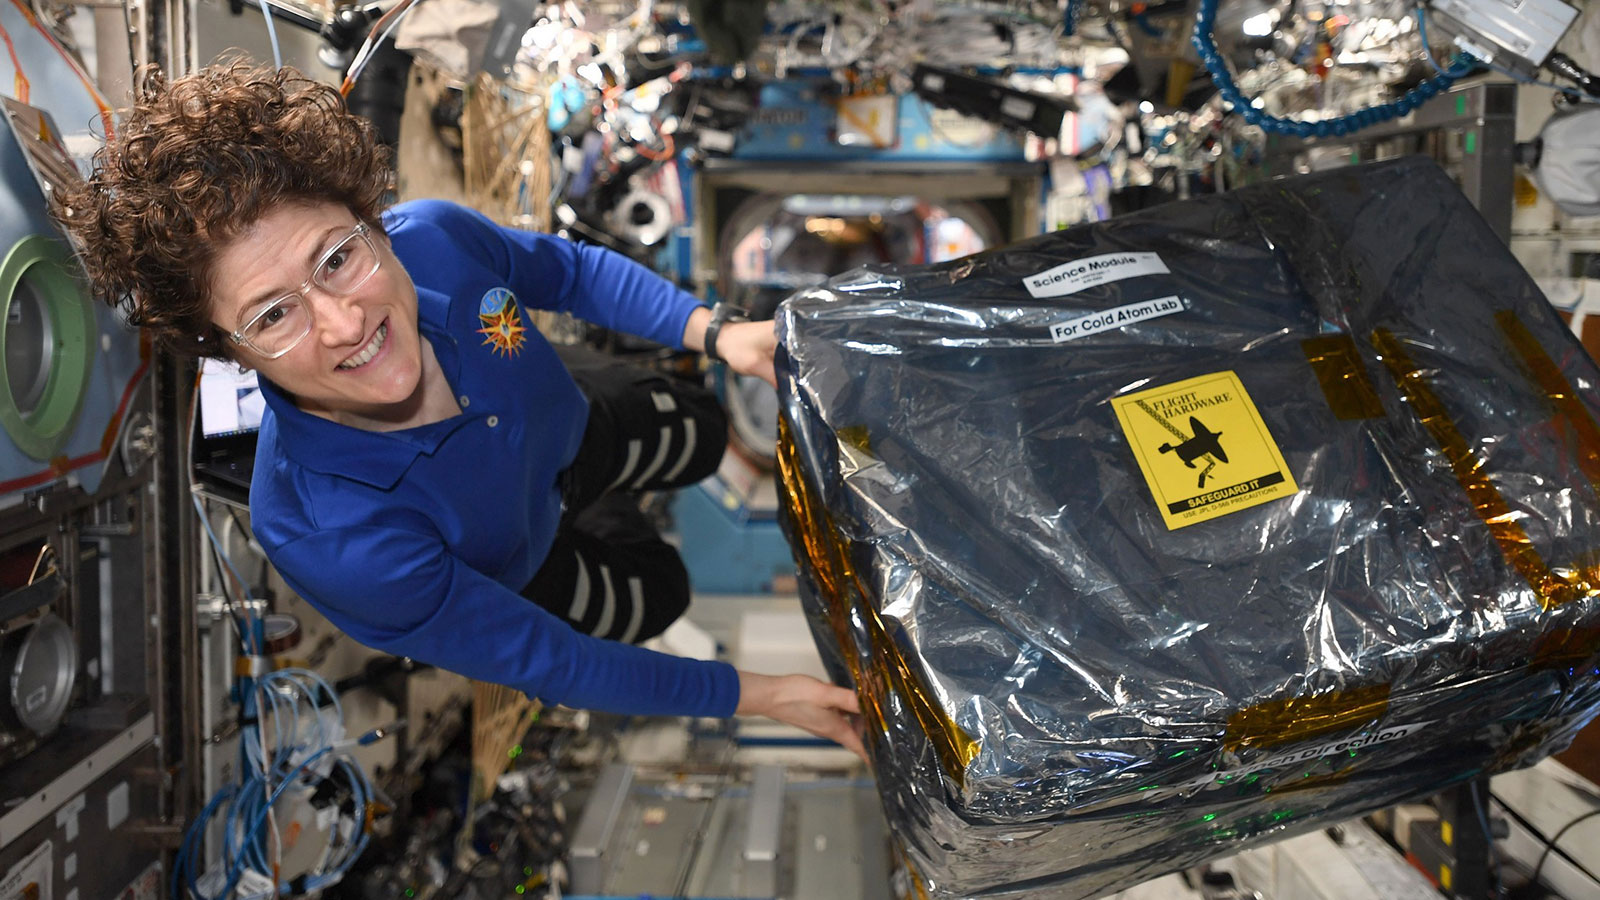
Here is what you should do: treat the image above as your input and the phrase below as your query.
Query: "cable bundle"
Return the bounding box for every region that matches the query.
[174,666,378,898]
[175,492,378,899]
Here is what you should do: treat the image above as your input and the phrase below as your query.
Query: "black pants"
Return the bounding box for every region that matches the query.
[519,348,726,644]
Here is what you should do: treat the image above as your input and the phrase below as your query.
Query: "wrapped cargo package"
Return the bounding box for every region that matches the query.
[775,157,1600,899]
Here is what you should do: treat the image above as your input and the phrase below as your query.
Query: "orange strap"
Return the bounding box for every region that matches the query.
[0,12,28,103]
[6,0,115,140]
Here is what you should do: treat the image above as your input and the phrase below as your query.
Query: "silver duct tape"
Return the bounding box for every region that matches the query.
[775,157,1600,899]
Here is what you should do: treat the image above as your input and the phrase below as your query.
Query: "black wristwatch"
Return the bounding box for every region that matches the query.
[702,302,748,363]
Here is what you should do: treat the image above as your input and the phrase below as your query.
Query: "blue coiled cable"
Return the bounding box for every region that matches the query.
[1191,0,1463,137]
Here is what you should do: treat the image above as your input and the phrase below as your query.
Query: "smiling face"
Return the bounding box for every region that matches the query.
[209,201,433,430]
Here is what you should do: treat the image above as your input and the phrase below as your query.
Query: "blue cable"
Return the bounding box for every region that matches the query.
[179,504,378,899]
[175,786,236,899]
[261,0,283,69]
[175,671,377,899]
[1480,57,1600,103]
[1417,4,1596,103]
[192,493,260,655]
[1063,0,1081,37]
[225,748,334,893]
[1192,0,1461,137]
[1414,7,1475,79]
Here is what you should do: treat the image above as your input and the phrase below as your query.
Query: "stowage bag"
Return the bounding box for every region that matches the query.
[775,157,1600,899]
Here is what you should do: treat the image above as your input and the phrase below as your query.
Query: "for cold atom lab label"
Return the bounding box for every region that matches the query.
[1112,370,1298,530]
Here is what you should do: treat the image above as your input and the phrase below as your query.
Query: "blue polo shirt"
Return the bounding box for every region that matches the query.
[249,199,740,718]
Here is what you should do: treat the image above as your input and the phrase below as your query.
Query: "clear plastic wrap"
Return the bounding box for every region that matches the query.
[775,157,1600,899]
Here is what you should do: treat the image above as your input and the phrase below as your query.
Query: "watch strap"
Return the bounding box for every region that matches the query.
[703,302,747,362]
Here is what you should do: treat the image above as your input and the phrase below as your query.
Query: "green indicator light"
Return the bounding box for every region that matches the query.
[405,890,415,898]
[1465,131,1477,154]
[524,867,533,877]
[1203,813,1217,822]
[1456,95,1467,116]
[516,886,526,895]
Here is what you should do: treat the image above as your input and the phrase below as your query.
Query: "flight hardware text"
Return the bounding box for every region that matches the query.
[1149,390,1233,420]
[1050,295,1186,343]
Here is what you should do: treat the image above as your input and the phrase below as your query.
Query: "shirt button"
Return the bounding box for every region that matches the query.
[487,415,499,428]
[459,395,470,407]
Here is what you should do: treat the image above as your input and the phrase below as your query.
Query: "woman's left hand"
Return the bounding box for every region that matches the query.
[736,670,867,761]
[714,319,779,388]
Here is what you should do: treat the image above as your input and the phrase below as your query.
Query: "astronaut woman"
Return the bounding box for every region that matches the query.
[56,58,863,755]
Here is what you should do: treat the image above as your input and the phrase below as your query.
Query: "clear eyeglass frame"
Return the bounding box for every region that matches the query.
[226,222,381,359]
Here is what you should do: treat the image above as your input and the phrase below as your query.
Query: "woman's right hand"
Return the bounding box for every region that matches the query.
[735,670,867,762]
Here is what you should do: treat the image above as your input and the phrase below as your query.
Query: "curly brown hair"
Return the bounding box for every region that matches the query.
[52,55,394,357]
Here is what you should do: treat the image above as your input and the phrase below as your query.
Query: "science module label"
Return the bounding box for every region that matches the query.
[1024,251,1170,298]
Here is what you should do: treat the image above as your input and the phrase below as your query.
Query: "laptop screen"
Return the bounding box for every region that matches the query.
[198,358,264,439]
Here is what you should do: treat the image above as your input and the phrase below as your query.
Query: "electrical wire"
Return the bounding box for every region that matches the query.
[1530,806,1600,888]
[175,668,379,899]
[1414,6,1474,79]
[1480,57,1600,104]
[260,0,282,69]
[9,0,114,139]
[26,544,54,584]
[202,531,252,650]
[340,0,422,97]
[1467,780,1505,900]
[179,423,378,898]
[190,375,252,652]
[1414,5,1596,104]
[0,11,31,102]
[193,493,260,655]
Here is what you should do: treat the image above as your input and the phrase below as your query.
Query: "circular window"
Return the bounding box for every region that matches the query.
[0,235,96,460]
[6,270,55,417]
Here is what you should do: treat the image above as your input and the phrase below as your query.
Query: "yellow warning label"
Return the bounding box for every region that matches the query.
[1112,370,1298,530]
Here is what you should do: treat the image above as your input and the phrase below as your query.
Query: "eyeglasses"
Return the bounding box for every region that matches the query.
[227,222,382,358]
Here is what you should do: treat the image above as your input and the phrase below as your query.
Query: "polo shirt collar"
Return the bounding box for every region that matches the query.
[258,286,474,491]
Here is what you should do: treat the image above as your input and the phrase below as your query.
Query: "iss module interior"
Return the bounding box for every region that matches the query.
[776,156,1600,899]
